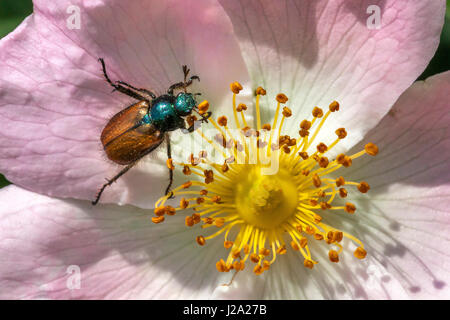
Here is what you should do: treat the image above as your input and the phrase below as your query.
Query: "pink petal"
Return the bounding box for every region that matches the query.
[218,0,445,154]
[0,185,231,299]
[341,70,450,299]
[0,0,248,207]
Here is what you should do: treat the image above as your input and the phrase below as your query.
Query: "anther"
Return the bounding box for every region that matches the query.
[317,190,326,198]
[276,93,288,103]
[236,103,247,112]
[225,156,235,164]
[290,241,300,251]
[216,259,227,272]
[336,154,346,164]
[259,248,270,256]
[198,100,209,114]
[329,250,339,263]
[339,188,348,198]
[304,259,314,269]
[196,235,206,246]
[299,128,310,137]
[336,176,345,187]
[233,261,244,271]
[300,238,308,248]
[217,116,228,127]
[345,202,356,214]
[314,233,324,241]
[203,217,213,224]
[180,198,189,209]
[299,152,309,160]
[305,226,315,234]
[182,165,191,175]
[287,138,297,146]
[329,101,340,112]
[354,247,367,259]
[154,207,166,217]
[192,213,201,224]
[335,128,347,139]
[342,156,353,167]
[166,206,176,216]
[283,145,291,154]
[185,216,194,227]
[250,253,260,263]
[166,158,174,170]
[312,174,321,187]
[221,162,229,173]
[318,157,329,168]
[253,265,263,275]
[257,139,268,148]
[204,170,214,184]
[152,216,165,224]
[320,202,331,210]
[224,241,233,249]
[230,82,243,94]
[198,150,208,158]
[211,195,222,203]
[276,246,287,255]
[196,197,205,204]
[333,231,343,242]
[314,214,322,223]
[256,87,266,95]
[200,189,208,195]
[312,107,324,118]
[300,120,312,130]
[262,123,271,131]
[357,181,370,193]
[365,143,379,156]
[282,107,292,117]
[189,154,200,166]
[182,181,192,189]
[214,218,225,227]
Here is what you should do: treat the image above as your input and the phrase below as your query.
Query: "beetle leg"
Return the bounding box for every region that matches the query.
[92,139,164,205]
[116,81,156,99]
[92,161,138,205]
[167,65,200,95]
[98,58,147,101]
[165,135,175,198]
[167,81,186,95]
[193,110,211,124]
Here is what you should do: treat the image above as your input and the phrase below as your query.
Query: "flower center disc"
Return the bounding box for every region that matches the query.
[235,166,297,229]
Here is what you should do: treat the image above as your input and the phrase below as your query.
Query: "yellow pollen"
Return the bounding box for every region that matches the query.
[230,82,243,94]
[182,165,191,175]
[217,116,228,127]
[154,84,379,276]
[365,143,379,156]
[358,181,370,193]
[196,235,206,246]
[198,100,210,114]
[152,216,165,224]
[255,87,266,96]
[312,107,323,118]
[166,158,174,170]
[276,93,288,103]
[329,101,340,112]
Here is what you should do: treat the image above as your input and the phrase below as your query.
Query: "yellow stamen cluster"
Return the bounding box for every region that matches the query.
[153,82,379,277]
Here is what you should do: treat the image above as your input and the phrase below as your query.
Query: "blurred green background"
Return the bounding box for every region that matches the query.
[0,1,449,189]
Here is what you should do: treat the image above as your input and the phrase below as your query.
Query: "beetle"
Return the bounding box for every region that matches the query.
[92,58,210,205]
